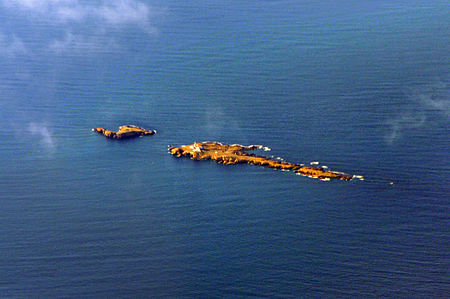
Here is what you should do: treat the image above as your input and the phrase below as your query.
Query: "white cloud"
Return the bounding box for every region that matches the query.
[48,32,89,54]
[0,0,161,54]
[0,33,27,57]
[1,0,158,32]
[27,122,55,150]
[385,113,426,144]
[418,89,450,119]
[47,32,119,54]
[95,1,153,25]
[3,0,75,9]
[56,4,88,22]
[385,80,449,144]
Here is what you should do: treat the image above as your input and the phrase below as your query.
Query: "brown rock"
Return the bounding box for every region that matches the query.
[92,125,156,139]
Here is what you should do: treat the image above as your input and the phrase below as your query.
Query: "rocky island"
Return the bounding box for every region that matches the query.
[169,141,354,181]
[92,125,156,139]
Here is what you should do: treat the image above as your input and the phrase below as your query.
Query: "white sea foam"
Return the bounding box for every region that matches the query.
[310,161,319,165]
[352,175,365,181]
[332,171,346,175]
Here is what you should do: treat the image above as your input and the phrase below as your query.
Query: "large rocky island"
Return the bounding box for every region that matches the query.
[92,125,156,139]
[169,141,354,181]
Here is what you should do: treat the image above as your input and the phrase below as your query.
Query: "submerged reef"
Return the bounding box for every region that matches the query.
[92,125,156,139]
[169,141,353,181]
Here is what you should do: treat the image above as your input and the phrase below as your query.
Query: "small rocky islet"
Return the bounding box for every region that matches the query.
[92,125,156,139]
[92,126,357,181]
[169,141,354,181]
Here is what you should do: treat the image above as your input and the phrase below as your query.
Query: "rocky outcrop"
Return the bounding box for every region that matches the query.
[169,141,353,181]
[92,125,156,139]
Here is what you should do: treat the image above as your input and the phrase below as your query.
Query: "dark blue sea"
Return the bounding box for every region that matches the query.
[0,0,448,297]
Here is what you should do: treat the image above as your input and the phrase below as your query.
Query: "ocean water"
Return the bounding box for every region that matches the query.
[0,0,449,297]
